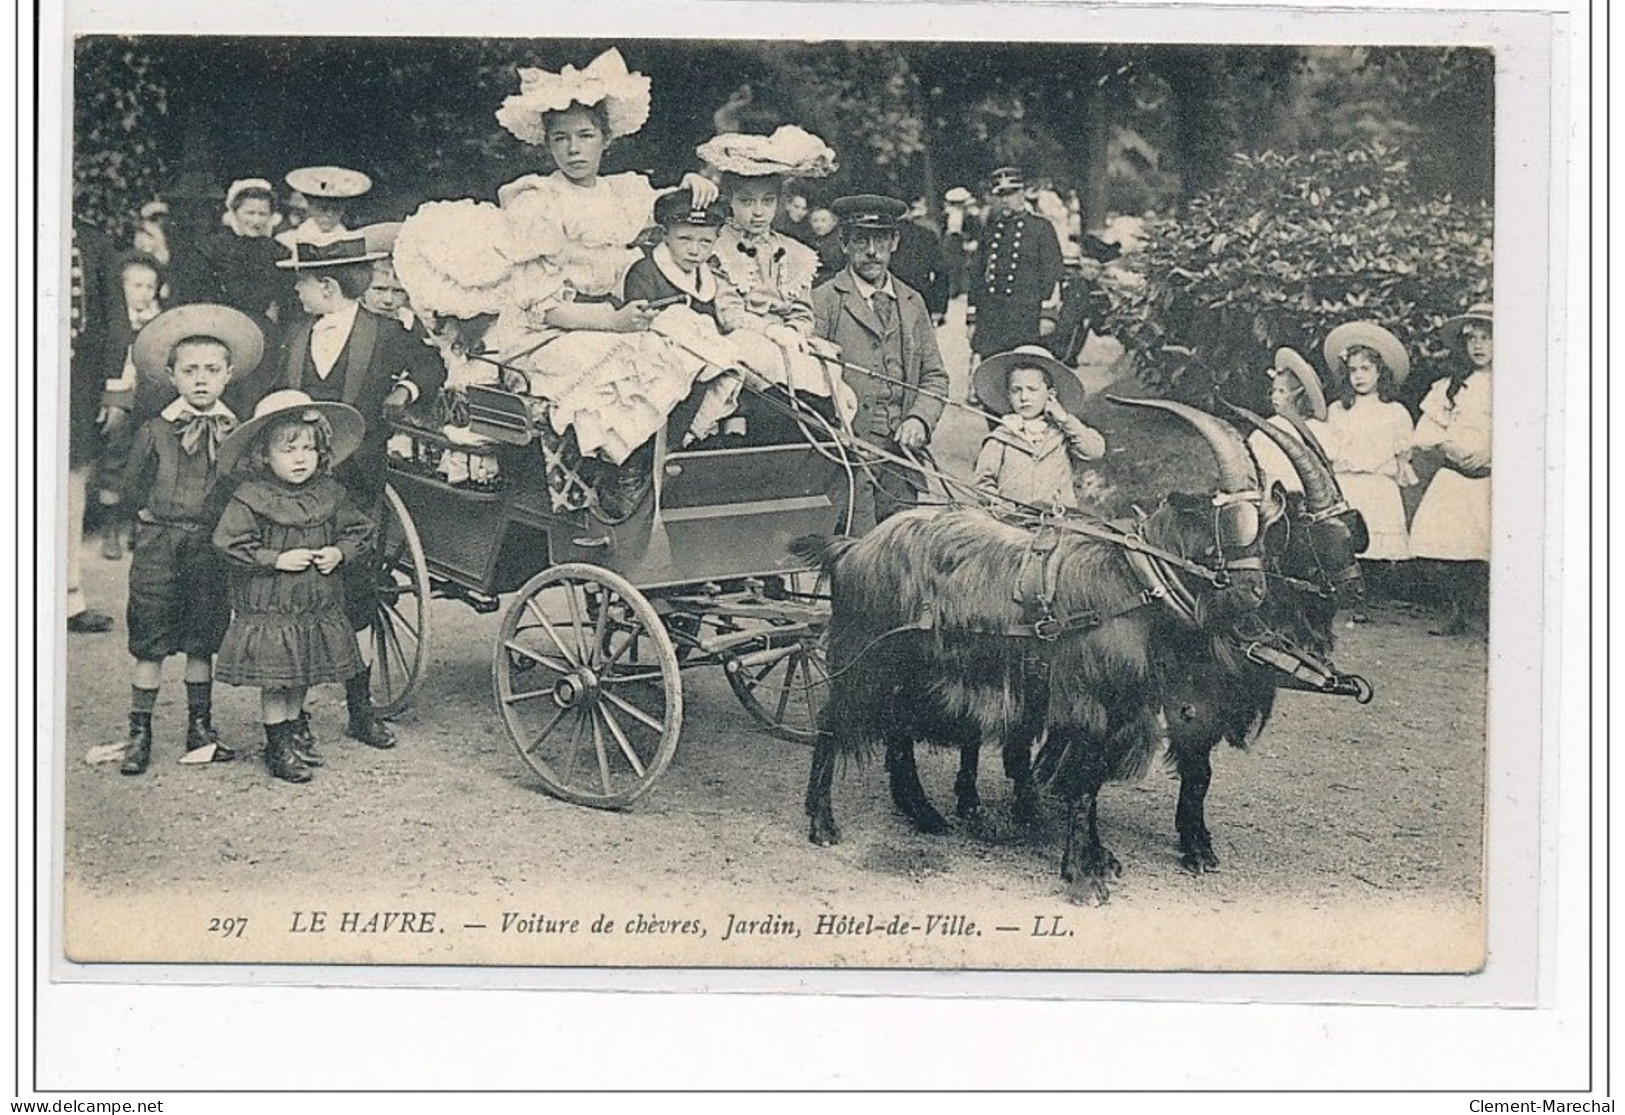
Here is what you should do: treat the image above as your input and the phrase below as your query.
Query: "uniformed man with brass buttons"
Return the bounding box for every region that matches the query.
[813,195,950,534]
[967,166,1064,363]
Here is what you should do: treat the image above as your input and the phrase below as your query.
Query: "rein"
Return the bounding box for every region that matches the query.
[460,346,1250,588]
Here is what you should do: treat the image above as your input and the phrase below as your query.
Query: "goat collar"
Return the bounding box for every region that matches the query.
[1124,545,1201,627]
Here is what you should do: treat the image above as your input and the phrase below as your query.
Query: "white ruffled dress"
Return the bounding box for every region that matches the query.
[1319,396,1416,561]
[484,171,721,464]
[683,225,854,438]
[1410,373,1491,562]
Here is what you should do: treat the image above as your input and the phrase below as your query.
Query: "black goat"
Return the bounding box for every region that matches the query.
[795,399,1272,903]
[1160,408,1368,873]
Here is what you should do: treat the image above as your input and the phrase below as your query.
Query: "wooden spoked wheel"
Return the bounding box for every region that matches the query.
[364,484,430,716]
[494,564,682,808]
[723,625,829,744]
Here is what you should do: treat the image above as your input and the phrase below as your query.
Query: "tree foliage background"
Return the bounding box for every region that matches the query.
[71,37,1493,402]
[1098,143,1493,406]
[71,38,1492,224]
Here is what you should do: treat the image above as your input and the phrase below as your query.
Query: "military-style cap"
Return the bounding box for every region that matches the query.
[830,194,908,230]
[284,166,373,201]
[274,236,388,270]
[652,189,728,229]
[989,166,1025,195]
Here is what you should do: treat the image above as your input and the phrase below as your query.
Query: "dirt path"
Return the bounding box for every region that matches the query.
[57,306,1487,971]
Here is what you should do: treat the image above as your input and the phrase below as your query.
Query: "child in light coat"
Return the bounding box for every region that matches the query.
[972,345,1105,511]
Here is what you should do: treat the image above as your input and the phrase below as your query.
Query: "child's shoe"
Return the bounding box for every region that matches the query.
[183,712,237,763]
[263,722,313,784]
[120,713,153,776]
[290,710,325,767]
[345,669,396,749]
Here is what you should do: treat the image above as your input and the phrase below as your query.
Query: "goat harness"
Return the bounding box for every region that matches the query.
[1005,518,1201,640]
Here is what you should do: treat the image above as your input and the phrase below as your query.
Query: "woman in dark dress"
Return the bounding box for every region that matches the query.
[197,179,289,327]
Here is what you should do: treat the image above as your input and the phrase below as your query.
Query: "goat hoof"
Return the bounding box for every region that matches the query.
[1066,876,1112,906]
[1012,795,1040,827]
[954,798,985,822]
[808,816,842,846]
[910,804,951,835]
[1179,834,1219,874]
[1180,850,1220,875]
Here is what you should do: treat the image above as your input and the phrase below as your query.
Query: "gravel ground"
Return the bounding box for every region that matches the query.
[57,307,1488,972]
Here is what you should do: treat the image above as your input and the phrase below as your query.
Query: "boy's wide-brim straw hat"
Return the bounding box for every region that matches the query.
[1438,302,1493,351]
[973,345,1087,417]
[496,47,652,144]
[1269,346,1329,421]
[216,390,366,476]
[1323,320,1411,386]
[284,166,373,201]
[696,125,839,179]
[132,303,265,383]
[943,186,974,205]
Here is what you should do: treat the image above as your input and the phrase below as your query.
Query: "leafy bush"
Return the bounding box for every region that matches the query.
[73,39,170,240]
[1097,142,1492,402]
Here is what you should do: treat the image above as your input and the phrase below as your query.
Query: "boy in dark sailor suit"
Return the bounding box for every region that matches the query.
[116,304,265,775]
[236,235,444,749]
[623,189,728,322]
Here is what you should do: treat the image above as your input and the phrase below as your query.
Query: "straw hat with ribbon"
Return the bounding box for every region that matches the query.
[132,303,265,384]
[1269,346,1328,421]
[274,236,389,271]
[973,345,1087,416]
[284,166,373,201]
[1323,321,1411,386]
[696,125,838,179]
[216,390,366,476]
[496,48,652,145]
[1437,302,1493,351]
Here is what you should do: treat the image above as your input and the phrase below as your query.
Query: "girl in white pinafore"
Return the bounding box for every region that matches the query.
[1246,346,1331,498]
[1319,322,1418,620]
[1410,303,1493,635]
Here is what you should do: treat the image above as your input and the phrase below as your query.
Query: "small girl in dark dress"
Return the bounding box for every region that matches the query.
[212,390,373,784]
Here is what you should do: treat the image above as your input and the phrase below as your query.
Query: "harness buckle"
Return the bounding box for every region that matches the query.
[1033,616,1061,641]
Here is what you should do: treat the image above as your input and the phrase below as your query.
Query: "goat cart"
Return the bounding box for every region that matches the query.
[364,383,847,809]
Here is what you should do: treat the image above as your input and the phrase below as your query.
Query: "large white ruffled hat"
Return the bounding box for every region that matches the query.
[393,199,515,320]
[696,125,838,179]
[496,47,652,144]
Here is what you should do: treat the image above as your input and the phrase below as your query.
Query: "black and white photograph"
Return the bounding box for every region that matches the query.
[44,6,1561,987]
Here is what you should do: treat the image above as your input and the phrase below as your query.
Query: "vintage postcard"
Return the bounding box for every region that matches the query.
[42,1,1562,991]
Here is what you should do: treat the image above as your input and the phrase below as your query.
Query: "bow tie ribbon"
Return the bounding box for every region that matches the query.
[736,240,786,262]
[174,412,237,461]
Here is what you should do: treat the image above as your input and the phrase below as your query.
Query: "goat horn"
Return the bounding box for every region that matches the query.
[1224,403,1341,515]
[1108,395,1262,496]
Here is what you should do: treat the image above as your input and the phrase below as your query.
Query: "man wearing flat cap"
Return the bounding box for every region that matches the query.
[968,166,1064,364]
[813,195,950,534]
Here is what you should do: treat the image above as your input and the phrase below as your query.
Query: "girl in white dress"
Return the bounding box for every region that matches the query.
[392,49,727,521]
[1246,346,1330,498]
[1411,303,1492,635]
[1319,322,1418,621]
